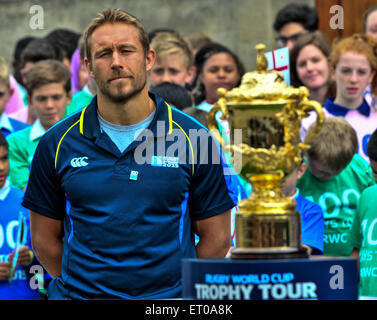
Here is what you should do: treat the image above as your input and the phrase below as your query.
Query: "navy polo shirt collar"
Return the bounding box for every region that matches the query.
[325,97,370,117]
[80,91,172,140]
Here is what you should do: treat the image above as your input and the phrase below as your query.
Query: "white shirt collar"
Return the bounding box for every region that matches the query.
[0,113,13,132]
[0,180,11,201]
[30,119,46,141]
[83,84,94,97]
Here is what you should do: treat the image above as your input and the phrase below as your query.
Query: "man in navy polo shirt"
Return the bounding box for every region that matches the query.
[22,9,237,299]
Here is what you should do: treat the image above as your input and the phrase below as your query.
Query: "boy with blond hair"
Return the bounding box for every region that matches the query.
[0,57,29,138]
[298,117,375,257]
[148,31,195,88]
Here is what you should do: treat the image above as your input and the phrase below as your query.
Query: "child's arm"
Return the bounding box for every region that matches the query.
[0,262,11,280]
[8,245,34,267]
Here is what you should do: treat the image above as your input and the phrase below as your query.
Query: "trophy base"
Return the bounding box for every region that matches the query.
[230,246,309,260]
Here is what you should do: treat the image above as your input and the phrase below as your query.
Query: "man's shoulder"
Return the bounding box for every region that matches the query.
[170,105,209,132]
[42,111,83,143]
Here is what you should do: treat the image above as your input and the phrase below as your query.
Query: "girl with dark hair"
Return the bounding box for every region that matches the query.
[192,42,245,109]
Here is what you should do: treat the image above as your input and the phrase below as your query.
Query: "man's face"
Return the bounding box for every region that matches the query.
[148,53,194,87]
[277,22,308,50]
[0,145,9,190]
[86,22,155,103]
[0,83,12,115]
[30,83,71,130]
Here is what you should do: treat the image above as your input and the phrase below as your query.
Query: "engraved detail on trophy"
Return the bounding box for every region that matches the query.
[248,117,285,149]
[207,44,324,259]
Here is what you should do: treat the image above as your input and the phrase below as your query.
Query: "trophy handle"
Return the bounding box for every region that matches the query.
[207,98,230,151]
[299,99,324,145]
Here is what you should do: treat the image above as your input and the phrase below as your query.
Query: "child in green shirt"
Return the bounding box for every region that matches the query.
[298,117,375,256]
[7,60,72,189]
[350,128,377,298]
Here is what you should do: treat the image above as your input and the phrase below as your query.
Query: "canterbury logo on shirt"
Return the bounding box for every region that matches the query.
[70,157,89,168]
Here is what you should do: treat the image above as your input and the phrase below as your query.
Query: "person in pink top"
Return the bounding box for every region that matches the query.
[4,75,27,117]
[302,34,377,162]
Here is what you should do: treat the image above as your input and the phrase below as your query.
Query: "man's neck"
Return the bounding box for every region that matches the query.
[97,87,155,126]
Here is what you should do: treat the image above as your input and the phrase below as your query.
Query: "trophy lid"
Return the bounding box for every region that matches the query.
[218,44,309,105]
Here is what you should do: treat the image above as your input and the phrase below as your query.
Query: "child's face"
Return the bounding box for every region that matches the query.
[200,52,240,104]
[296,44,330,91]
[0,145,9,189]
[0,83,11,115]
[29,82,71,130]
[306,157,343,181]
[333,51,375,107]
[148,53,193,87]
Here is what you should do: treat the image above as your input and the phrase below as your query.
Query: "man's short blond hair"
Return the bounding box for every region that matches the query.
[305,117,358,172]
[84,8,149,63]
[0,57,10,88]
[150,32,194,69]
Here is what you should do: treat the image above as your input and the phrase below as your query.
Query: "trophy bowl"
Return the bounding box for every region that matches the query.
[207,44,324,259]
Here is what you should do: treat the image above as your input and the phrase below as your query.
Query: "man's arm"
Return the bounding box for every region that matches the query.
[30,211,64,278]
[193,210,231,258]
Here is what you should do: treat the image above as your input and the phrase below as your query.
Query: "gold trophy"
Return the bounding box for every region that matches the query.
[207,44,324,259]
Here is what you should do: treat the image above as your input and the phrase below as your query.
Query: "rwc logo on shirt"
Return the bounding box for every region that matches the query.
[151,156,179,168]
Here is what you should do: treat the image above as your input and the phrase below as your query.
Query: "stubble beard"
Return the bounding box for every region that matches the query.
[97,71,147,104]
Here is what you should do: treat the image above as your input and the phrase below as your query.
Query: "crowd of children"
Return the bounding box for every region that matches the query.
[0,2,377,299]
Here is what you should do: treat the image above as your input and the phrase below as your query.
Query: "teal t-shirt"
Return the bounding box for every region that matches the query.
[7,127,42,190]
[349,184,377,298]
[297,154,375,256]
[64,88,93,118]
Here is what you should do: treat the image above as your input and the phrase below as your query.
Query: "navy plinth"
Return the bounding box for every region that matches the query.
[182,256,358,300]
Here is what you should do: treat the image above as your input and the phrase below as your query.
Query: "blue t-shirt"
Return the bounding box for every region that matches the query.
[98,109,155,153]
[22,93,237,299]
[294,190,324,254]
[0,183,40,300]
